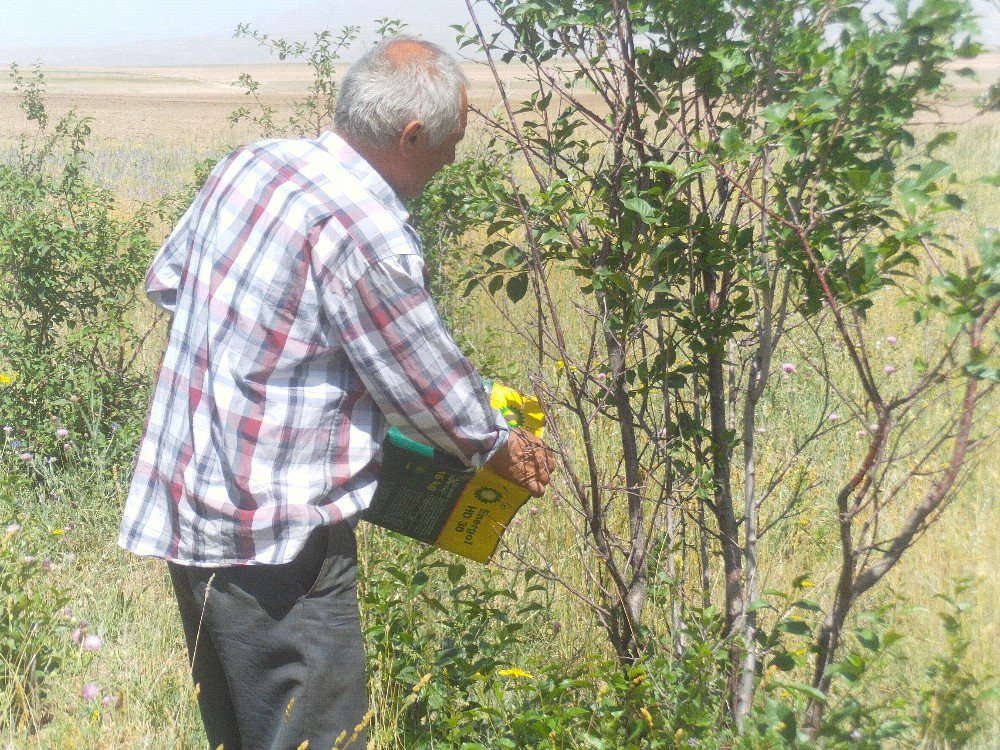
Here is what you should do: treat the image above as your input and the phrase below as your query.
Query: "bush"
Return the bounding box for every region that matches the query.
[0,64,156,451]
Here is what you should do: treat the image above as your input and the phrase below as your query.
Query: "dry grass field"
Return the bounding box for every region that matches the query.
[0,54,997,748]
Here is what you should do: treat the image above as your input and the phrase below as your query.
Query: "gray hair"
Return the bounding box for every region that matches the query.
[334,36,468,151]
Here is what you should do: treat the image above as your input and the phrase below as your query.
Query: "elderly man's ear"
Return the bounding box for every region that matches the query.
[400,121,424,149]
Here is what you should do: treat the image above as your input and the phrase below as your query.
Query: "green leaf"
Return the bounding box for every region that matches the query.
[506,273,529,302]
[447,563,466,584]
[623,197,658,224]
[720,127,745,156]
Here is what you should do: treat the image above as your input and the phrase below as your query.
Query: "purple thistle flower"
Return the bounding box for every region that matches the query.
[5,523,20,535]
[63,442,72,451]
[19,452,32,462]
[83,634,103,651]
[82,682,99,701]
[886,336,897,346]
[2,425,12,433]
[884,365,896,375]
[101,694,119,708]
[72,628,83,645]
[56,428,69,438]
[781,362,796,374]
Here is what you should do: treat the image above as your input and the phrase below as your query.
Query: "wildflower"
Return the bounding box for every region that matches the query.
[856,429,866,437]
[756,426,766,434]
[19,452,32,462]
[687,740,699,748]
[529,506,539,516]
[5,523,20,535]
[23,555,36,565]
[797,518,809,526]
[827,412,839,422]
[497,667,533,679]
[11,440,21,449]
[50,415,59,425]
[101,694,119,708]
[82,682,98,701]
[83,634,103,651]
[63,606,73,618]
[72,628,84,645]
[47,456,56,465]
[51,527,64,536]
[56,428,69,438]
[886,336,897,346]
[41,558,53,572]
[551,621,562,634]
[3,425,12,433]
[63,443,72,451]
[780,362,796,374]
[0,374,11,385]
[800,580,815,588]
[850,729,863,741]
[110,422,121,433]
[884,365,896,375]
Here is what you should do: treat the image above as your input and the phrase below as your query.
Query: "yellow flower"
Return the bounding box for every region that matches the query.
[497,667,534,679]
[0,373,11,386]
[51,528,65,536]
[800,580,815,588]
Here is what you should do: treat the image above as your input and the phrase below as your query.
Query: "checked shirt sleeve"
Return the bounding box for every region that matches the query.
[145,199,199,315]
[328,248,509,469]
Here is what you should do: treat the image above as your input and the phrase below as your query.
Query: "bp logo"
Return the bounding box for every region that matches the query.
[475,487,502,504]
[500,405,523,428]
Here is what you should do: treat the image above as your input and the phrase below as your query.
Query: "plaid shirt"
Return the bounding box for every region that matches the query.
[119,132,509,566]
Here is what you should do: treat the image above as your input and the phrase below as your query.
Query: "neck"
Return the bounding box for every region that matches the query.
[337,131,398,190]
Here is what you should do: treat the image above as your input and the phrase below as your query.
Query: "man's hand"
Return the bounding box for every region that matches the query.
[485,427,556,498]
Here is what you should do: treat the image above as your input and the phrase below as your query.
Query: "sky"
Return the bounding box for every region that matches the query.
[0,0,997,66]
[0,0,479,63]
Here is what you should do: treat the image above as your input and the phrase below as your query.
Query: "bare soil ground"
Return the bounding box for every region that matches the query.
[0,62,550,144]
[0,54,996,144]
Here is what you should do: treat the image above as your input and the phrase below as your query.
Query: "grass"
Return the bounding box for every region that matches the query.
[0,68,998,748]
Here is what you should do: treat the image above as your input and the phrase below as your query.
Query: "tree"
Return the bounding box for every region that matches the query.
[457,0,998,732]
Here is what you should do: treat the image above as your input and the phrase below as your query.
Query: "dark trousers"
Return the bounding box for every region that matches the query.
[169,523,368,750]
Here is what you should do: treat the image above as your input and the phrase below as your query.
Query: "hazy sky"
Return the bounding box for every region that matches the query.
[0,0,474,49]
[0,0,996,55]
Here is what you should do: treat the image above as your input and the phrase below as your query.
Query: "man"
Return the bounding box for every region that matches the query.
[119,37,554,750]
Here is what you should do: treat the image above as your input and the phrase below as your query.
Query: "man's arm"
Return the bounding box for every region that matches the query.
[145,199,199,315]
[328,249,510,468]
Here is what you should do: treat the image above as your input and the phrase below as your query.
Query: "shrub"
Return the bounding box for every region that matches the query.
[0,63,156,452]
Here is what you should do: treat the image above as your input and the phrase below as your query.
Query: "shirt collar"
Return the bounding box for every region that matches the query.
[317,131,409,223]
